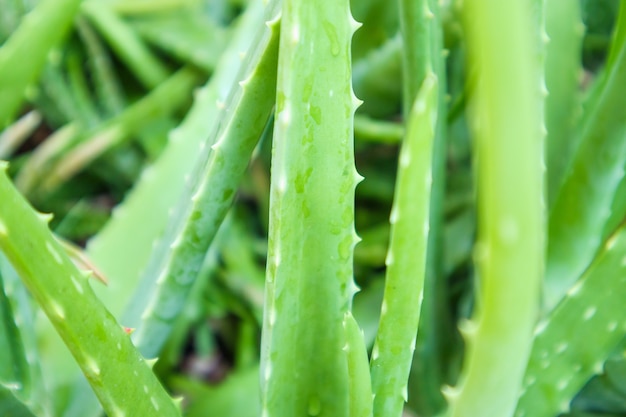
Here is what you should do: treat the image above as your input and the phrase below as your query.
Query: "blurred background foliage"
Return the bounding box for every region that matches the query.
[0,0,624,416]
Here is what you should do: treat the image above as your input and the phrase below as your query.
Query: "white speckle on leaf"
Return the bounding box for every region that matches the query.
[606,233,618,250]
[264,361,272,382]
[414,97,427,115]
[156,271,167,285]
[385,250,394,267]
[593,361,604,374]
[409,336,417,352]
[423,4,435,19]
[499,215,519,244]
[566,279,584,297]
[46,241,63,265]
[389,205,399,225]
[608,321,618,332]
[400,149,411,167]
[274,247,281,268]
[277,175,287,194]
[380,300,388,316]
[85,356,101,377]
[50,301,65,319]
[279,106,291,127]
[554,342,568,354]
[534,319,548,335]
[371,344,379,361]
[151,396,160,411]
[583,306,596,320]
[269,306,277,326]
[71,276,84,294]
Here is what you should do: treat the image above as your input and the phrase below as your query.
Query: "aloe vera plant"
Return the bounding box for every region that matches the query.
[0,163,181,416]
[2,0,626,416]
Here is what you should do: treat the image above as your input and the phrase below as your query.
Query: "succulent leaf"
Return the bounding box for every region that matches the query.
[445,0,544,416]
[0,165,182,417]
[260,0,362,415]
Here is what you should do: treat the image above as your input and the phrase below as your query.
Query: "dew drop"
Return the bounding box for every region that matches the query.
[338,235,352,260]
[323,22,340,56]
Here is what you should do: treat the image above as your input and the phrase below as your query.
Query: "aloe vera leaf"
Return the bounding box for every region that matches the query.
[400,0,451,414]
[86,0,269,319]
[545,1,626,309]
[569,370,626,415]
[80,1,170,89]
[445,0,543,416]
[218,213,266,324]
[110,0,197,15]
[65,48,102,128]
[0,164,181,417]
[0,384,37,417]
[170,365,261,417]
[0,111,41,159]
[125,2,281,358]
[130,11,228,74]
[354,115,403,144]
[370,73,438,417]
[0,0,28,41]
[350,0,399,61]
[15,122,81,195]
[515,226,626,417]
[260,0,361,415]
[32,61,87,128]
[75,17,126,118]
[0,0,81,129]
[352,34,403,118]
[0,256,51,416]
[36,66,203,195]
[18,67,201,198]
[345,313,373,417]
[545,0,583,208]
[0,271,30,395]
